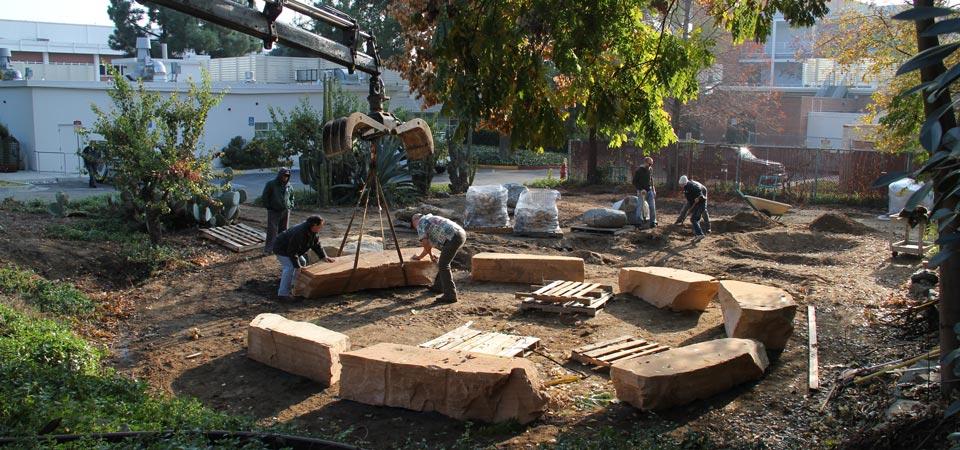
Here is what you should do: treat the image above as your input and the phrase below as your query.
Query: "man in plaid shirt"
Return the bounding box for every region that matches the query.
[412,213,467,303]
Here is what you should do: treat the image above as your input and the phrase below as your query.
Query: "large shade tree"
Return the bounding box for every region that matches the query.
[387,0,830,184]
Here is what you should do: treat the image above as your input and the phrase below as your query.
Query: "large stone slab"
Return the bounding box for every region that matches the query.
[317,236,383,259]
[247,313,350,385]
[611,338,769,410]
[619,267,718,311]
[718,280,798,350]
[339,343,548,423]
[471,252,585,284]
[293,248,437,298]
[582,208,628,228]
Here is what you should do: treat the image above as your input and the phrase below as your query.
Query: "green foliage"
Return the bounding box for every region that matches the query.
[0,266,96,317]
[335,140,418,207]
[0,302,250,442]
[429,183,451,196]
[47,191,72,218]
[547,424,717,450]
[89,70,224,244]
[107,0,260,57]
[526,176,567,190]
[219,136,288,170]
[472,146,566,166]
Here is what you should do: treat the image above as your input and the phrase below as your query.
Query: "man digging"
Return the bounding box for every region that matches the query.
[411,213,467,304]
[272,215,335,302]
[675,175,711,242]
[262,168,293,254]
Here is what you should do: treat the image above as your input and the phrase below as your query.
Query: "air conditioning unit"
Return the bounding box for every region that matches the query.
[244,71,255,83]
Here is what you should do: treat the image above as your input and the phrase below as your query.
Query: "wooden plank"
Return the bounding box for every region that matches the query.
[533,280,564,295]
[235,223,267,239]
[519,297,606,317]
[583,338,653,358]
[542,281,577,296]
[573,336,634,354]
[436,330,485,350]
[808,305,820,391]
[419,322,475,349]
[469,333,516,355]
[554,282,588,297]
[200,229,244,252]
[569,282,602,298]
[456,332,501,352]
[601,343,665,362]
[499,336,541,357]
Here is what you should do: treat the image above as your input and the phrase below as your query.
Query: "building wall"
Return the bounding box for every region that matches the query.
[806,111,867,148]
[0,81,337,173]
[11,51,44,63]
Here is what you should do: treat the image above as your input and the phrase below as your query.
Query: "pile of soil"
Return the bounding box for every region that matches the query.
[719,231,859,265]
[711,211,776,233]
[809,213,875,234]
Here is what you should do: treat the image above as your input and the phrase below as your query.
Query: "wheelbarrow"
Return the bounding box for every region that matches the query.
[737,190,792,221]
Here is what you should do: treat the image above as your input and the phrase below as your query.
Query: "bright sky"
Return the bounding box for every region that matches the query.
[0,0,925,28]
[0,0,302,27]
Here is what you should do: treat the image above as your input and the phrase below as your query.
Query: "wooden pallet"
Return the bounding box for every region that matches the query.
[419,321,540,357]
[570,225,632,236]
[513,230,564,239]
[516,280,613,317]
[200,223,267,252]
[571,336,671,369]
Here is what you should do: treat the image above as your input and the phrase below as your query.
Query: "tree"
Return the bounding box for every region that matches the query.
[387,0,830,185]
[89,70,224,244]
[885,3,960,397]
[107,0,261,57]
[816,2,960,155]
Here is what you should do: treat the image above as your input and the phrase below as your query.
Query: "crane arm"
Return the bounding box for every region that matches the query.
[139,0,380,76]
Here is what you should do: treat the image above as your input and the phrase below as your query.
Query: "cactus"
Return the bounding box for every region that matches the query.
[47,191,71,217]
[189,189,243,227]
[238,189,248,204]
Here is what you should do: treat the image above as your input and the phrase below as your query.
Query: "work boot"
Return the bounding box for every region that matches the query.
[277,295,294,303]
[434,295,458,304]
[428,283,443,294]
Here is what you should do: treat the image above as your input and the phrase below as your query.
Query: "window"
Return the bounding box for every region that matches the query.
[99,64,125,76]
[254,122,275,138]
[295,69,319,82]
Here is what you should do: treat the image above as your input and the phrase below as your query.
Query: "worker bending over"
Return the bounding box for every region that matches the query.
[272,215,335,302]
[675,175,711,241]
[411,213,467,303]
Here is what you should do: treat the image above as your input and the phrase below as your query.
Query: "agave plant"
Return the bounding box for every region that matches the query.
[334,136,417,207]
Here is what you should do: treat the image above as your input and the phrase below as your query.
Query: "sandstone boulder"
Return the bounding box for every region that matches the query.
[316,236,383,260]
[619,267,718,311]
[611,338,769,410]
[471,252,585,284]
[582,208,627,228]
[718,280,797,350]
[247,313,350,385]
[339,343,548,423]
[293,248,437,298]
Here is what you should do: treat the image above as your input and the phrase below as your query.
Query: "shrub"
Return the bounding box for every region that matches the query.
[472,146,566,166]
[219,136,287,170]
[0,266,97,317]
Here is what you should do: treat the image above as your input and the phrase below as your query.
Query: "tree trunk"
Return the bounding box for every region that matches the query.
[498,133,511,159]
[666,0,693,191]
[912,0,960,398]
[145,208,162,245]
[587,126,600,184]
[448,121,475,194]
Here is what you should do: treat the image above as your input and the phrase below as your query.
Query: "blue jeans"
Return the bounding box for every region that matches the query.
[642,189,657,225]
[277,255,297,296]
[690,200,710,236]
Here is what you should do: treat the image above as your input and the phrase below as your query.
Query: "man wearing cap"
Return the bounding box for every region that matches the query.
[631,156,657,228]
[675,175,711,241]
[411,213,467,303]
[272,215,335,302]
[262,168,293,254]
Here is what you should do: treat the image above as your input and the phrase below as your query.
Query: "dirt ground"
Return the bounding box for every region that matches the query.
[0,189,942,448]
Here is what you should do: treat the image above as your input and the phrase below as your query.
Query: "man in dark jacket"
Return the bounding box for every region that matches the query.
[81,144,99,188]
[675,175,711,240]
[262,168,293,254]
[272,215,335,301]
[631,156,656,227]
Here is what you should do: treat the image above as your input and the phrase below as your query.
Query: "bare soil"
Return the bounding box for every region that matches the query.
[0,189,944,449]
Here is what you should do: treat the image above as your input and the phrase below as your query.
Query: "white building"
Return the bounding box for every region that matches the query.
[1,80,346,173]
[0,19,125,82]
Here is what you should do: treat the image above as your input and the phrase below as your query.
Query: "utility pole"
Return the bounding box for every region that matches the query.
[667,0,693,190]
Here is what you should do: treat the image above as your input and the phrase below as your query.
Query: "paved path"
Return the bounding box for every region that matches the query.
[0,168,551,202]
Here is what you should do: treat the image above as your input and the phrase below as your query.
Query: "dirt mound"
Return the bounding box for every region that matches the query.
[711,211,776,233]
[809,213,874,234]
[719,231,859,266]
[571,249,621,265]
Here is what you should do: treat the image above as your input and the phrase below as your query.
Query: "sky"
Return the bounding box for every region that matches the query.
[0,0,917,28]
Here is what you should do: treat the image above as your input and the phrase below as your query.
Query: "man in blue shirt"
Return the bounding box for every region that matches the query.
[411,213,467,303]
[675,175,711,241]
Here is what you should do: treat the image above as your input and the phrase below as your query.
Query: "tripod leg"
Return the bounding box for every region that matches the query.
[376,174,408,285]
[343,171,374,293]
[337,172,374,257]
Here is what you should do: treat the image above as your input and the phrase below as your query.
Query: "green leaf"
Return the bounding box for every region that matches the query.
[917,149,952,175]
[872,171,910,188]
[948,400,960,419]
[928,247,953,268]
[921,18,960,36]
[905,181,933,211]
[920,117,943,152]
[897,42,960,76]
[893,6,956,21]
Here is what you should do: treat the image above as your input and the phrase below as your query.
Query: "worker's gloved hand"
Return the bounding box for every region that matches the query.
[674,219,683,225]
[298,255,307,267]
[430,253,438,263]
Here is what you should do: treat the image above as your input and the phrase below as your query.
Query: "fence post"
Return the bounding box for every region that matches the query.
[813,147,822,202]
